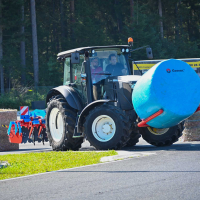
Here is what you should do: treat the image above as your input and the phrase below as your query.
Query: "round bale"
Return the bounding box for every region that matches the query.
[132,59,200,128]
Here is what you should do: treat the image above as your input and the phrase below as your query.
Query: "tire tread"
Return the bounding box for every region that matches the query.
[46,95,83,151]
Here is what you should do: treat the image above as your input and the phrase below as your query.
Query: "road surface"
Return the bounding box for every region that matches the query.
[1,140,200,200]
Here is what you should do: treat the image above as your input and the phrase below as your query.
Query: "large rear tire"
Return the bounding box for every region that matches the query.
[125,132,141,147]
[84,105,131,150]
[46,95,83,151]
[139,124,183,147]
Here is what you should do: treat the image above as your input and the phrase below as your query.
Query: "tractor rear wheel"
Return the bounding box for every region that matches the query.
[125,131,141,147]
[46,95,83,151]
[84,104,131,150]
[139,124,183,147]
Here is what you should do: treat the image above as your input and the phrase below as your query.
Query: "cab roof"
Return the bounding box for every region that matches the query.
[57,45,130,60]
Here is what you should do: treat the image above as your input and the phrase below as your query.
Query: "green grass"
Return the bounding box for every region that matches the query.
[0,151,117,180]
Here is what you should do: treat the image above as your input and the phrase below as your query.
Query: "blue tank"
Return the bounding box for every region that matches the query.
[132,59,200,128]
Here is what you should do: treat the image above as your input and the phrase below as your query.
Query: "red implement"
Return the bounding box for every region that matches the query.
[137,109,164,127]
[9,125,22,143]
[7,107,47,144]
[195,105,200,113]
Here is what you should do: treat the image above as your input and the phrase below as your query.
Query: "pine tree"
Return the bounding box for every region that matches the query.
[30,0,39,88]
[20,2,26,85]
[0,0,4,95]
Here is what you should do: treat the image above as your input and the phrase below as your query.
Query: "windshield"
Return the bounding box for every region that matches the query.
[89,48,130,83]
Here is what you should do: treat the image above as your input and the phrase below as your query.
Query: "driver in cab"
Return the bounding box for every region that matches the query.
[90,57,103,84]
[90,57,103,100]
[106,54,127,76]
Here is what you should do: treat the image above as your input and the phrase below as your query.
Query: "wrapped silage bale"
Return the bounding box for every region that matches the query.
[132,59,200,128]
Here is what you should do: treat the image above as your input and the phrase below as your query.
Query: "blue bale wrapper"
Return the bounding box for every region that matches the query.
[132,59,200,128]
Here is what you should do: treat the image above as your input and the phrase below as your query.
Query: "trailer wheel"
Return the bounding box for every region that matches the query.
[84,105,130,150]
[46,95,83,151]
[139,124,183,147]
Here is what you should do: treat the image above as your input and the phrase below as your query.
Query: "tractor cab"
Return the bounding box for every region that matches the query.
[58,46,133,105]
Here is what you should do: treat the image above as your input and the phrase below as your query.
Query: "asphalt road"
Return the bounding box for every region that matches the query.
[0,137,148,155]
[1,140,200,200]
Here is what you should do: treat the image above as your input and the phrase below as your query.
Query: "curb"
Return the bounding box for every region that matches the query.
[101,151,156,162]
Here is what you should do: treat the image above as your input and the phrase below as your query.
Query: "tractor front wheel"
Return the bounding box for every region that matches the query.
[139,124,183,147]
[84,105,130,150]
[46,95,83,151]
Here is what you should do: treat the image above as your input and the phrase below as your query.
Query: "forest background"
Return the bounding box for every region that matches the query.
[0,0,200,108]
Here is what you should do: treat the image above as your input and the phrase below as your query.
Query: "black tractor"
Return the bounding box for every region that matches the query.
[45,40,182,150]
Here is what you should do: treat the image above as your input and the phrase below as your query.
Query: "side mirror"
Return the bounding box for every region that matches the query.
[71,52,80,64]
[146,47,153,59]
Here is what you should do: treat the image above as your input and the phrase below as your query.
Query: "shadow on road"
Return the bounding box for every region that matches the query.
[123,142,200,152]
[1,140,200,155]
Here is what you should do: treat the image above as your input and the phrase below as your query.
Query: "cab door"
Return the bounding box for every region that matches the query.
[63,56,87,107]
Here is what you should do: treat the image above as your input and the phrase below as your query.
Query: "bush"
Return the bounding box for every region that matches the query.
[0,86,55,109]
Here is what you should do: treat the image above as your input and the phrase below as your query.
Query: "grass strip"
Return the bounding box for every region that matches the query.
[0,150,117,180]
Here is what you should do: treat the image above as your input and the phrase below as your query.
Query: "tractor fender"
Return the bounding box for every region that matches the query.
[46,85,83,111]
[77,99,114,133]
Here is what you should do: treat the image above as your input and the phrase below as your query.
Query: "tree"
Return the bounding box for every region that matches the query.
[0,0,4,95]
[130,0,134,24]
[158,0,163,39]
[60,0,65,38]
[70,0,75,41]
[20,2,26,85]
[30,0,39,87]
[0,0,199,91]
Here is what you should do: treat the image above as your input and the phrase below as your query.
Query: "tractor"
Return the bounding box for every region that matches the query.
[45,38,184,151]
